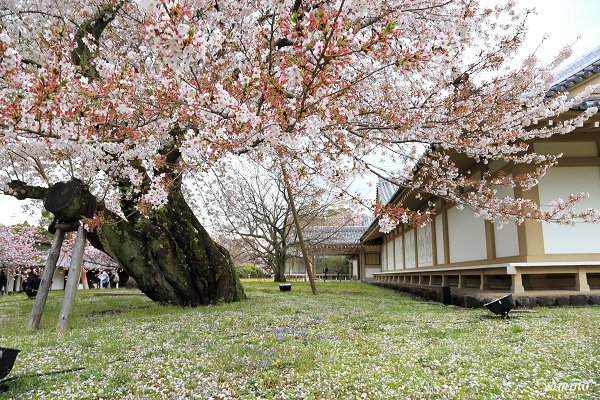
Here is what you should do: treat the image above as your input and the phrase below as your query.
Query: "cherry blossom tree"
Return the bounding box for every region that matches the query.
[0,0,597,304]
[0,224,45,292]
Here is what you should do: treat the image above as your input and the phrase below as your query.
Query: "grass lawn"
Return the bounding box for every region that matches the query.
[0,281,598,399]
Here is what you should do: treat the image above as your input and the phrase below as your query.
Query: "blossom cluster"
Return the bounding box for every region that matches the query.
[0,30,21,79]
[375,202,434,233]
[0,225,45,273]
[0,0,597,232]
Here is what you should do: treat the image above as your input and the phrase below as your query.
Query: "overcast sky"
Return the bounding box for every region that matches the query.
[1,0,600,226]
[519,0,600,62]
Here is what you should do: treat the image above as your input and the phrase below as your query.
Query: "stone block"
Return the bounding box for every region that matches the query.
[515,296,536,308]
[463,296,483,308]
[588,295,600,305]
[535,297,556,307]
[556,296,571,307]
[569,295,588,307]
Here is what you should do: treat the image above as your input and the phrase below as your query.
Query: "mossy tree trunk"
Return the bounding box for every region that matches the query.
[272,245,286,283]
[8,177,245,308]
[87,185,245,306]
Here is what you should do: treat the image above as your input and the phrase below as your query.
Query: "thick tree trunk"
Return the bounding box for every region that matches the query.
[8,179,246,307]
[87,186,246,306]
[273,268,286,283]
[273,251,286,283]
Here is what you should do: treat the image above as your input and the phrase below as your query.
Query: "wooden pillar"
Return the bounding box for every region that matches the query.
[413,229,418,268]
[575,267,590,292]
[480,272,489,291]
[441,274,448,286]
[28,228,65,330]
[442,209,450,264]
[431,218,437,265]
[359,252,365,282]
[57,225,87,332]
[514,166,545,257]
[401,229,406,270]
[458,274,465,288]
[511,269,525,293]
[485,221,496,260]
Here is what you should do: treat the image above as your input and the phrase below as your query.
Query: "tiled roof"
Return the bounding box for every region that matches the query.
[547,45,600,99]
[298,225,369,246]
[376,180,399,205]
[570,96,600,111]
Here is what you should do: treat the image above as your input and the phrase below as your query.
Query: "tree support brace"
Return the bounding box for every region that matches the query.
[28,228,66,330]
[57,224,87,332]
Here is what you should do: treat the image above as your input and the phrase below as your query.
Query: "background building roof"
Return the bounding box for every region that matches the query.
[548,44,600,100]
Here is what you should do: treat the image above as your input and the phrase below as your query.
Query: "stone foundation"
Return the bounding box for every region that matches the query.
[371,282,600,308]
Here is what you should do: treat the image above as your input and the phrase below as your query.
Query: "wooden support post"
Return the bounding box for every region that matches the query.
[480,273,488,291]
[57,224,87,332]
[281,163,317,295]
[458,274,465,289]
[441,274,449,286]
[575,267,590,292]
[28,228,65,330]
[511,270,525,293]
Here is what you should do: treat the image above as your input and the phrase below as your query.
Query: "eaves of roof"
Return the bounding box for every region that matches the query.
[360,45,600,244]
[547,45,600,98]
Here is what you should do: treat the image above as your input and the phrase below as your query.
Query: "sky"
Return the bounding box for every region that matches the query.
[1,0,600,226]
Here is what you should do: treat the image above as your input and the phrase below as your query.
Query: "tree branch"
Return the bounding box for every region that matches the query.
[71,2,123,79]
[6,180,48,200]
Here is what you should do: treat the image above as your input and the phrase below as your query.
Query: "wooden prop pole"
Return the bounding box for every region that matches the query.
[57,224,87,332]
[28,228,65,330]
[281,164,318,295]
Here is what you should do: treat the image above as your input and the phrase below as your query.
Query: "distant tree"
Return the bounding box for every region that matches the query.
[316,256,348,278]
[213,236,258,268]
[235,265,266,279]
[199,158,352,282]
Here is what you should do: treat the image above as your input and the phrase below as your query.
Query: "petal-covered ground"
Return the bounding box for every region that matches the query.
[0,281,598,399]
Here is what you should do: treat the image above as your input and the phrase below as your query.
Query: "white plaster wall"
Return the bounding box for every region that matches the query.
[538,166,600,254]
[534,141,598,157]
[404,230,416,268]
[493,185,519,258]
[435,214,445,264]
[5,270,19,292]
[351,260,358,278]
[387,238,394,270]
[447,207,487,263]
[394,235,404,269]
[417,223,433,267]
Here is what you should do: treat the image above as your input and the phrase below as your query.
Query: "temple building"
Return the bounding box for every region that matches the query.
[363,45,600,294]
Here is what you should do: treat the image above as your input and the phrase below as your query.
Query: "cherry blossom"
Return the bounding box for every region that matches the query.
[0,0,596,238]
[0,225,45,274]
